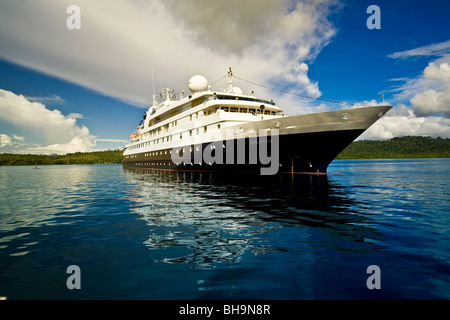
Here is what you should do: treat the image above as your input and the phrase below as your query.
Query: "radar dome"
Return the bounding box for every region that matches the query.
[188,75,208,93]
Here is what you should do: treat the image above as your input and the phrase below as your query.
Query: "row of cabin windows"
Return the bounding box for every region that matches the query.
[129,124,221,150]
[220,106,277,115]
[151,105,277,130]
[187,106,278,119]
[144,150,169,156]
[139,104,277,147]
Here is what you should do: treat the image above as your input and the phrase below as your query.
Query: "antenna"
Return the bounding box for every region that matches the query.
[151,68,156,97]
[151,67,158,107]
[226,67,234,93]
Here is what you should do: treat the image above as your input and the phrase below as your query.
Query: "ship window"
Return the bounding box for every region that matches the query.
[221,106,229,112]
[217,124,221,129]
[196,112,198,119]
[180,133,182,139]
[190,115,192,121]
[204,126,207,133]
[230,107,238,113]
[192,97,205,107]
[189,130,192,137]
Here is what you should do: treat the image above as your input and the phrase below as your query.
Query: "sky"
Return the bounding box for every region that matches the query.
[0,0,449,154]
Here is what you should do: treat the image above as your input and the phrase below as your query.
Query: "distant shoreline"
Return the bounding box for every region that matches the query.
[335,136,449,160]
[0,136,449,166]
[0,150,123,166]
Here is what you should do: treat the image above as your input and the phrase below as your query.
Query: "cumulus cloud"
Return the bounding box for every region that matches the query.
[359,104,450,140]
[0,0,338,112]
[0,89,96,154]
[0,134,13,147]
[388,42,450,117]
[372,41,450,140]
[409,60,450,118]
[390,57,450,118]
[423,61,450,81]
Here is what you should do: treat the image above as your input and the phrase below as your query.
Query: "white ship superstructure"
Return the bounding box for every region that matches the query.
[123,68,392,174]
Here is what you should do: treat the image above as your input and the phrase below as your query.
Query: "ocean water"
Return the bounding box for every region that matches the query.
[0,159,449,300]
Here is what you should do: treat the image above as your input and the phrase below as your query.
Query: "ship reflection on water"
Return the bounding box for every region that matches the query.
[124,169,384,270]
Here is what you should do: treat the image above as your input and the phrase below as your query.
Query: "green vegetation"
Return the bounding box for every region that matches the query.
[0,137,448,166]
[336,136,450,159]
[0,150,123,166]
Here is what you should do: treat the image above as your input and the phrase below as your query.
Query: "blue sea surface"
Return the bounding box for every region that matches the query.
[0,158,449,299]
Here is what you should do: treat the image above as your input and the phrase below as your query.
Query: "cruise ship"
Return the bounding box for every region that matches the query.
[123,68,392,174]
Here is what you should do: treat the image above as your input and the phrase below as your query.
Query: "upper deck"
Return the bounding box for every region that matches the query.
[127,69,284,146]
[147,92,281,127]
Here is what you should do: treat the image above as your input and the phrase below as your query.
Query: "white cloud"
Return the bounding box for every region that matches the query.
[95,138,128,143]
[380,41,450,139]
[26,94,65,104]
[359,104,450,140]
[67,113,84,119]
[388,43,450,117]
[12,134,25,142]
[423,61,450,81]
[408,60,450,118]
[410,89,450,118]
[0,134,13,147]
[0,89,96,154]
[26,136,95,155]
[0,0,338,111]
[406,58,450,118]
[387,40,450,59]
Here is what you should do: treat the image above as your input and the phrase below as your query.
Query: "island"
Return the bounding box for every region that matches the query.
[0,136,448,166]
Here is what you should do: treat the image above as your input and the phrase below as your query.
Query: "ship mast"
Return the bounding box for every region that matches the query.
[226,67,234,94]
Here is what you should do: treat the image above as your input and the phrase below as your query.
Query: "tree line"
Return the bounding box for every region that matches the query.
[336,136,450,159]
[0,150,123,166]
[0,136,448,166]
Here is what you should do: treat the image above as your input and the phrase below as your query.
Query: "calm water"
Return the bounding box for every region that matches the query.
[0,159,449,300]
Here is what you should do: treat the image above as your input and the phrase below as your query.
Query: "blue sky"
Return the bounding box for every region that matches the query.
[0,0,449,154]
